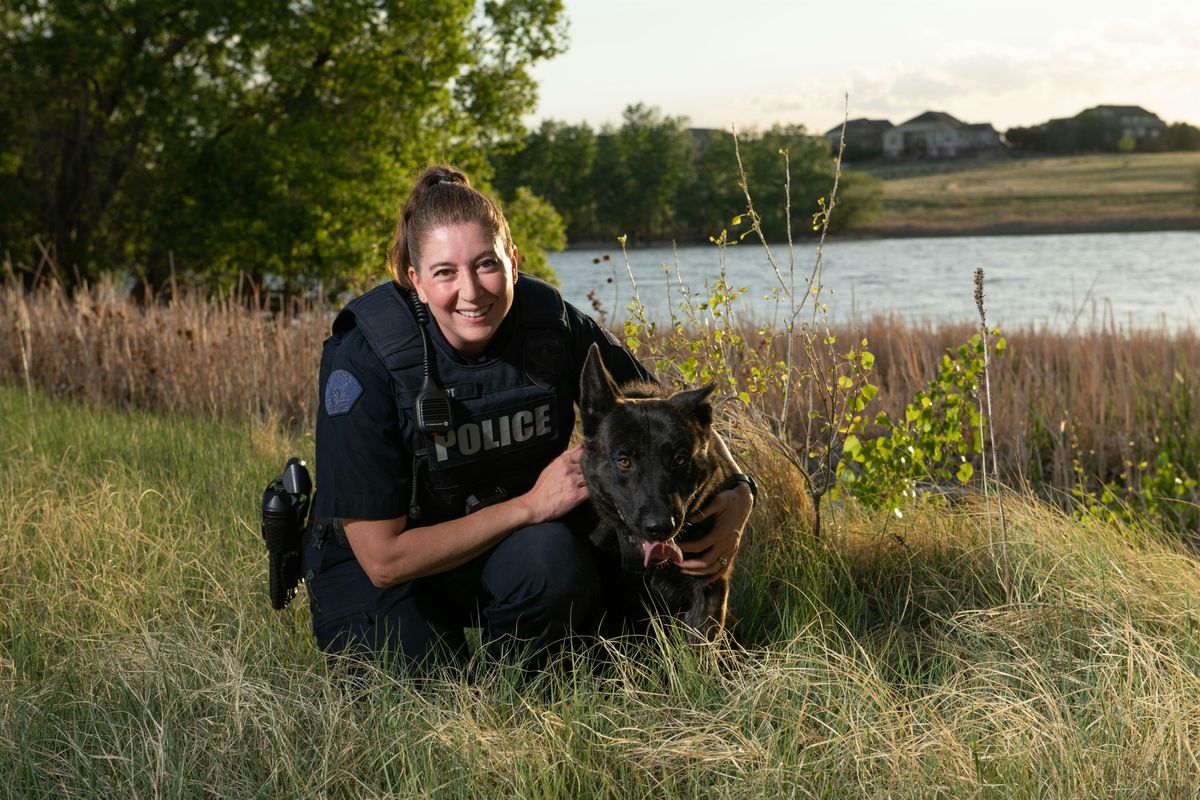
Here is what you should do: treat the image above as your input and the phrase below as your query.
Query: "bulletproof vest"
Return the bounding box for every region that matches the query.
[331,276,575,524]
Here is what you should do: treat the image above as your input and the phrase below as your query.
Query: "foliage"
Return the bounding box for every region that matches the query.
[598,104,696,241]
[1072,368,1200,534]
[1004,111,1200,155]
[1166,122,1200,151]
[0,0,565,292]
[503,186,566,286]
[837,332,1006,514]
[492,119,599,237]
[491,107,883,243]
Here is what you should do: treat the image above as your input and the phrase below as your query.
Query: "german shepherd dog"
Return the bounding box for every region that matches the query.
[579,344,736,641]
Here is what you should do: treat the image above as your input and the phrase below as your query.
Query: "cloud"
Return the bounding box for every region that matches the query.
[792,40,1196,130]
[533,0,1200,131]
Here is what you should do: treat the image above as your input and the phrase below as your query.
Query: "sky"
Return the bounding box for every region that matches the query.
[528,0,1200,134]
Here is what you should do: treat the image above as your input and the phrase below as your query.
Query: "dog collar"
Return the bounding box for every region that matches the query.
[730,472,758,501]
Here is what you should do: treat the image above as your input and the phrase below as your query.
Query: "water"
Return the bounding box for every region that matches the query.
[548,231,1200,331]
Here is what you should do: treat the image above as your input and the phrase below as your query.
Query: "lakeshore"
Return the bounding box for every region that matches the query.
[551,230,1200,330]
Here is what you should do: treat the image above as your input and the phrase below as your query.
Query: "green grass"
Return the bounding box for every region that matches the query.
[4,382,1200,798]
[853,152,1200,235]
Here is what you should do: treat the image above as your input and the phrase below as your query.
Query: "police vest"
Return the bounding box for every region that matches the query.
[331,275,575,524]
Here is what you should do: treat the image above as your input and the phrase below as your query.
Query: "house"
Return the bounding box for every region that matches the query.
[1076,105,1165,142]
[881,111,1003,158]
[823,118,894,157]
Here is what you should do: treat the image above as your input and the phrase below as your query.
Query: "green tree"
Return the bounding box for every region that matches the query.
[596,104,694,242]
[504,186,566,285]
[744,125,830,238]
[0,0,566,292]
[493,110,881,246]
[493,120,598,239]
[1165,122,1200,151]
[674,129,742,240]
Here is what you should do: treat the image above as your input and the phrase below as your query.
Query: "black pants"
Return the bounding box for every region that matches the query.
[305,521,600,670]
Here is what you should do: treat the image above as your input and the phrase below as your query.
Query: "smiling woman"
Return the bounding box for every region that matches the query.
[407,222,517,359]
[302,164,756,673]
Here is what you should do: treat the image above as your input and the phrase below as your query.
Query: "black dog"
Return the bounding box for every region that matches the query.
[578,344,736,641]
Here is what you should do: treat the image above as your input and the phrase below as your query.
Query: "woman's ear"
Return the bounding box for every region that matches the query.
[511,245,520,281]
[407,266,425,303]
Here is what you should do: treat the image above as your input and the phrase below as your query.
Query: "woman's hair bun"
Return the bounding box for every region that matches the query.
[421,165,470,189]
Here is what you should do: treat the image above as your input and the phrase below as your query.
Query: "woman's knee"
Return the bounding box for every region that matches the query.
[482,521,599,615]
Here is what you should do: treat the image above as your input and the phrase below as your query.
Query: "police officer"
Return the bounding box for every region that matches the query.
[305,164,753,669]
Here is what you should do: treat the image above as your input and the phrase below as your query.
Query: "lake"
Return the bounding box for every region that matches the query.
[548,231,1199,331]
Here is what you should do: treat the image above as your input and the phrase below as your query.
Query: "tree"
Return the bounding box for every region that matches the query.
[1165,122,1200,151]
[493,110,883,247]
[0,0,566,292]
[493,120,598,239]
[504,186,566,285]
[595,104,694,242]
[674,128,742,240]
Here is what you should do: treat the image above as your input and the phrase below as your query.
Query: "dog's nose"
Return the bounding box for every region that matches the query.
[643,515,676,537]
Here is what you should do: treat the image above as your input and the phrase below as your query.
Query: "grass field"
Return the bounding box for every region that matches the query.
[4,383,1200,797]
[853,152,1200,236]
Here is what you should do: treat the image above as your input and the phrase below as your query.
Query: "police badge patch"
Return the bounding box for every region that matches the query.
[324,369,364,416]
[523,332,566,390]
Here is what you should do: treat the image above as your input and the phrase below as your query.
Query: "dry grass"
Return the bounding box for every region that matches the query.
[0,275,327,428]
[4,384,1200,797]
[854,316,1200,489]
[857,152,1200,235]
[3,276,1197,518]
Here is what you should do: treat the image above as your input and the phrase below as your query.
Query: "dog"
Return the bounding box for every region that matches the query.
[578,343,736,642]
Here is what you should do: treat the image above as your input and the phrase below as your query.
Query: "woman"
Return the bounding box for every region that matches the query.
[304,165,753,669]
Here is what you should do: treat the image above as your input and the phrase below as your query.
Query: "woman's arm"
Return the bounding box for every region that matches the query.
[343,445,589,587]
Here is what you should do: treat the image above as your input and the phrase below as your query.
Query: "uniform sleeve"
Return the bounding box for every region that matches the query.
[564,301,656,398]
[314,329,412,520]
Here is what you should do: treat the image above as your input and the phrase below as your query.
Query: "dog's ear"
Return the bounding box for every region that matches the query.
[671,382,716,428]
[581,343,621,434]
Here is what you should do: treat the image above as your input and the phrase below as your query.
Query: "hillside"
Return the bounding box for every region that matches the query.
[851,152,1200,237]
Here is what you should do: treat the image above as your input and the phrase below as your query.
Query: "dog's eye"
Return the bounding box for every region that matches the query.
[616,456,633,470]
[672,454,688,468]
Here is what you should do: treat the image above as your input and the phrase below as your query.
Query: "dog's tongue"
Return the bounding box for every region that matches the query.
[641,540,684,568]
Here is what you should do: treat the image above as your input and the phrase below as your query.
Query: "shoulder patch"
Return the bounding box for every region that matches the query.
[324,369,364,417]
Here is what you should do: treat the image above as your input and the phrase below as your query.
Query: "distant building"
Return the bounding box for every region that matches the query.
[1076,105,1165,142]
[881,111,1003,158]
[823,118,894,158]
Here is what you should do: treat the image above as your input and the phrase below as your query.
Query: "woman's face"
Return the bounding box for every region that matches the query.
[408,220,518,359]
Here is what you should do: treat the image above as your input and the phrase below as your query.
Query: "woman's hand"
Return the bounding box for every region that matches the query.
[677,482,754,580]
[517,444,590,525]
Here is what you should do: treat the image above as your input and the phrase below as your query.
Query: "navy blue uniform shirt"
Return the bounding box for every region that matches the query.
[313,289,652,524]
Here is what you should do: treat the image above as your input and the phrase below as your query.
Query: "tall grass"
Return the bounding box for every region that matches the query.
[4,384,1200,797]
[3,274,1197,523]
[0,274,326,428]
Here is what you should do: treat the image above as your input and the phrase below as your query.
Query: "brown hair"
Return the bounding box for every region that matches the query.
[386,164,513,289]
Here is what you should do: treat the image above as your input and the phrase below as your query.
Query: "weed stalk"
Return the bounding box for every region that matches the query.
[975,268,1011,600]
